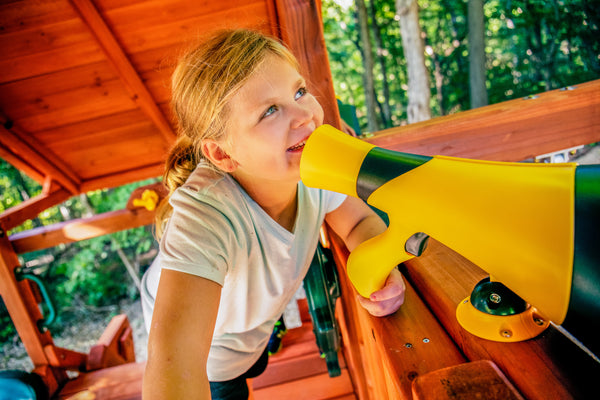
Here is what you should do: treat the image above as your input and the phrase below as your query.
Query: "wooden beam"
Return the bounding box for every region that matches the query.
[411,360,524,400]
[0,141,45,184]
[0,233,67,394]
[0,120,79,194]
[0,186,72,232]
[327,229,466,400]
[275,0,342,129]
[79,162,163,193]
[402,239,600,399]
[366,79,600,161]
[9,207,154,255]
[69,0,176,144]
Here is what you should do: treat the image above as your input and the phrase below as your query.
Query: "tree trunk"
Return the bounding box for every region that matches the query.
[12,170,43,228]
[468,0,488,108]
[355,0,379,132]
[395,0,431,123]
[368,0,392,128]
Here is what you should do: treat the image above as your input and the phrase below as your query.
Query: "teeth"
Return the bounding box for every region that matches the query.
[288,141,305,151]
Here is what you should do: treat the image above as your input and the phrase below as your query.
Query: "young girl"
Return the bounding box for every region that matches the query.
[141,29,405,400]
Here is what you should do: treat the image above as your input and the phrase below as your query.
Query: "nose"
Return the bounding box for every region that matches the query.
[290,101,314,129]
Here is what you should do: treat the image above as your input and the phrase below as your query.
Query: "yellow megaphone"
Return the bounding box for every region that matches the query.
[300,124,600,354]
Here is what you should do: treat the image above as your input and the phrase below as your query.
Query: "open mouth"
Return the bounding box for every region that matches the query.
[287,140,306,152]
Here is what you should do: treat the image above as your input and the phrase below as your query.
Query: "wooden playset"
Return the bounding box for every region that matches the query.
[1,0,598,399]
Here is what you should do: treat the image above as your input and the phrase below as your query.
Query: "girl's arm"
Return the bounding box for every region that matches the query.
[325,196,405,317]
[143,269,221,399]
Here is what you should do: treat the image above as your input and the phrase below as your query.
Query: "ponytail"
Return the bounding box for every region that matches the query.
[155,135,201,239]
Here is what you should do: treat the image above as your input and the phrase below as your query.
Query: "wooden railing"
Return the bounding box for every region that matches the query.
[328,80,600,400]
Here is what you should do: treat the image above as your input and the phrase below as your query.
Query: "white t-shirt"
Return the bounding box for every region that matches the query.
[141,161,346,381]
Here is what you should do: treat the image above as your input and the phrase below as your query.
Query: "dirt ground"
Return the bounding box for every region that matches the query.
[1,298,148,372]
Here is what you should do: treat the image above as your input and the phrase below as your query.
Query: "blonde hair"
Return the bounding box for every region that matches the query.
[156,29,300,238]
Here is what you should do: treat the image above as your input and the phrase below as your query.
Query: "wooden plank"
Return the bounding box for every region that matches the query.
[57,361,145,399]
[366,79,600,161]
[0,186,71,232]
[87,314,136,371]
[0,141,45,184]
[0,40,104,85]
[47,122,166,181]
[331,238,372,400]
[43,344,87,370]
[0,120,79,194]
[69,0,176,143]
[98,0,267,32]
[253,352,331,389]
[34,108,161,147]
[411,360,524,400]
[0,4,104,84]
[253,368,354,400]
[328,230,466,400]
[0,15,92,63]
[0,61,117,101]
[0,234,66,395]
[402,239,600,400]
[7,78,138,134]
[0,0,76,35]
[78,162,164,193]
[100,0,272,53]
[9,207,154,254]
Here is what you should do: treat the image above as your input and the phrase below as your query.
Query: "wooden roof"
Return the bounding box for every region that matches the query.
[0,0,336,196]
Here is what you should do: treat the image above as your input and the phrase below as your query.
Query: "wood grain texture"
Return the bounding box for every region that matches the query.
[328,229,466,400]
[365,80,600,162]
[403,239,600,400]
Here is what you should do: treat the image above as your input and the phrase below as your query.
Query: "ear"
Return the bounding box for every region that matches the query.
[201,139,238,172]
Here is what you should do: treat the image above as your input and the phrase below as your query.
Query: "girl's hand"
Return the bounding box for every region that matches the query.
[356,267,405,317]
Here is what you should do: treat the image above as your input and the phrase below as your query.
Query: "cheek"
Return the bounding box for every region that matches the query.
[311,99,325,124]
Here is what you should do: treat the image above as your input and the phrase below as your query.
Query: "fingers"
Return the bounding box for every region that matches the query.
[369,268,405,302]
[357,269,406,317]
[357,294,404,317]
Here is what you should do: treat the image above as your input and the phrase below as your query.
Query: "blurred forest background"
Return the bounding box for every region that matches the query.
[1,0,599,367]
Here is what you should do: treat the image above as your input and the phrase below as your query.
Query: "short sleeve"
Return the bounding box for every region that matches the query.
[324,189,347,213]
[158,190,235,286]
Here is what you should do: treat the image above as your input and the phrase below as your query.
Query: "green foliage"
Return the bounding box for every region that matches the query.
[1,0,599,346]
[323,0,599,132]
[0,158,159,341]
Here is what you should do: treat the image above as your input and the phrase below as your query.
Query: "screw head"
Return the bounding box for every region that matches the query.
[501,329,513,338]
[489,293,502,304]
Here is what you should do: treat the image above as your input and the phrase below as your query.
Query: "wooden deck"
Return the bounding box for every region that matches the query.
[252,300,356,400]
[56,299,355,399]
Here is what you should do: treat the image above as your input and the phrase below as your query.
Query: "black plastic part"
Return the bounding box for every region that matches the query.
[563,164,600,358]
[356,147,432,201]
[470,277,528,316]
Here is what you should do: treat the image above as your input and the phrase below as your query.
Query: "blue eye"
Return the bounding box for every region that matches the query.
[262,105,278,119]
[295,87,307,100]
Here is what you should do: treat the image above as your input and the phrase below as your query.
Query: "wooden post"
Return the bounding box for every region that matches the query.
[274,0,342,130]
[0,226,65,395]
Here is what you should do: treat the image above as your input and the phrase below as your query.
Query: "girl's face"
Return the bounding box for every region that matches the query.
[221,54,324,188]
